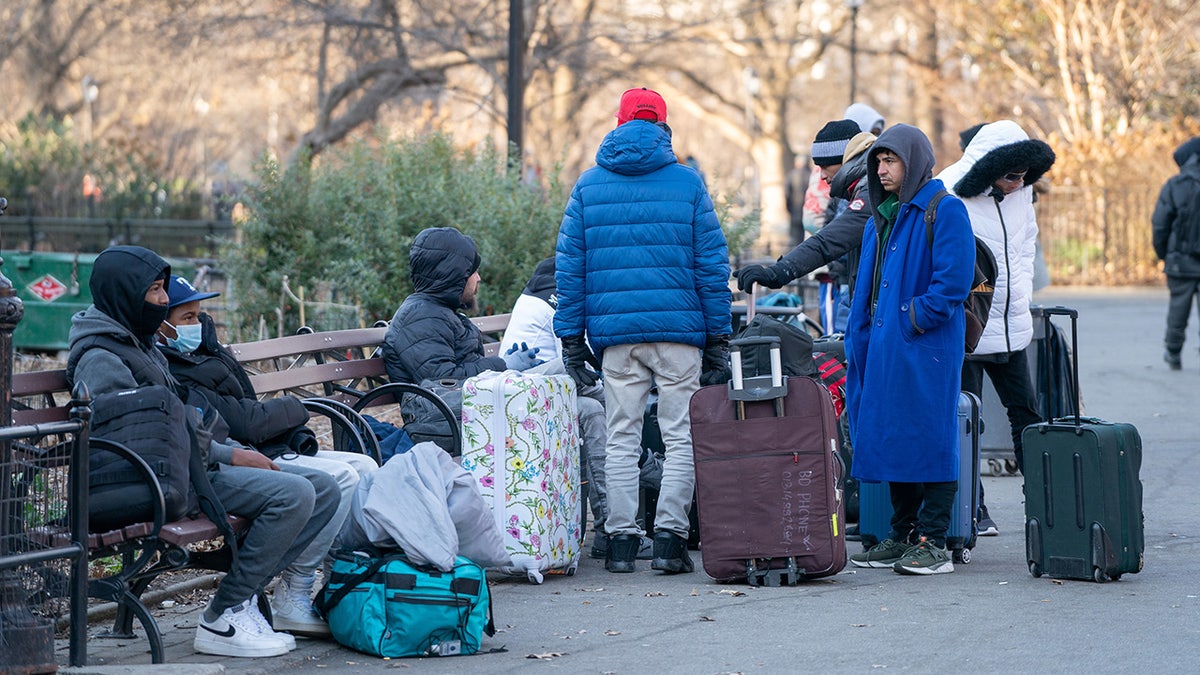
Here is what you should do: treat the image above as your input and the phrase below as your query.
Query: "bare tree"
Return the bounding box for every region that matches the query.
[949,0,1200,171]
[602,1,846,254]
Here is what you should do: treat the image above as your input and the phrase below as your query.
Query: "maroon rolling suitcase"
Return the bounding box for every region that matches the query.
[690,334,846,586]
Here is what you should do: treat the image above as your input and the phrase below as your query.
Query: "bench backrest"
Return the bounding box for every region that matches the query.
[12,369,71,425]
[226,314,510,401]
[9,313,511,419]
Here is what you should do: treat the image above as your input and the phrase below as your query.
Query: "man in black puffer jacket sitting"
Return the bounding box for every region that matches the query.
[157,276,377,638]
[382,227,543,383]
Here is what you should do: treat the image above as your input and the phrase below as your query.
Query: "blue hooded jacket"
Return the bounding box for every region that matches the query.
[554,121,731,352]
[845,124,975,483]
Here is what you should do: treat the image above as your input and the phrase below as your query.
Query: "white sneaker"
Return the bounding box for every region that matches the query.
[247,596,297,650]
[270,580,331,638]
[194,601,291,658]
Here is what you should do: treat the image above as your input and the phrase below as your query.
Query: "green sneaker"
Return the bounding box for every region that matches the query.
[892,537,955,575]
[850,538,912,569]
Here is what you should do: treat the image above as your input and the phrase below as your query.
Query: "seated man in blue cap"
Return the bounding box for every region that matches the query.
[156,275,377,638]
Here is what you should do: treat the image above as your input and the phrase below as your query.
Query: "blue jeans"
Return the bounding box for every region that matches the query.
[833,285,851,334]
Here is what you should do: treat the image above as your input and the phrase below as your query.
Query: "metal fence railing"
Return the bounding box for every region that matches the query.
[1,244,90,668]
[1035,185,1161,286]
[0,217,235,260]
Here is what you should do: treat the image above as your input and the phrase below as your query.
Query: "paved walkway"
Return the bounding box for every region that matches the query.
[58,287,1200,674]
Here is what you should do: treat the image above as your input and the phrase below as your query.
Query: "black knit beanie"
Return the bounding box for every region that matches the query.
[811,119,861,166]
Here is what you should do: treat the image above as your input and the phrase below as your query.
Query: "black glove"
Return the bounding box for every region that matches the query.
[699,334,730,386]
[735,262,791,292]
[562,335,600,388]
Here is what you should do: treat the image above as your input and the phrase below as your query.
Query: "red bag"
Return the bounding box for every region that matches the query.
[812,351,846,417]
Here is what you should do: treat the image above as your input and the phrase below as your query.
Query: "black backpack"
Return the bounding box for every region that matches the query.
[925,190,997,354]
[736,313,818,378]
[89,385,198,531]
[77,338,238,561]
[1174,178,1200,256]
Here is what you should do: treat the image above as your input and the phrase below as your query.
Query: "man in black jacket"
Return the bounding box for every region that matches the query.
[157,275,377,638]
[1152,136,1200,370]
[382,227,542,383]
[736,121,876,333]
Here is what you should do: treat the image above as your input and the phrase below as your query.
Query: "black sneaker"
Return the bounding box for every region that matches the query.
[650,531,694,574]
[1165,350,1183,370]
[605,534,639,573]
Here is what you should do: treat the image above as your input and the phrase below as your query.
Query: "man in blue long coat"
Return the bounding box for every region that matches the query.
[845,124,975,575]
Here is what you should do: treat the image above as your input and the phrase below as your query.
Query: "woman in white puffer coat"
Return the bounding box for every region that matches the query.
[936,120,1056,535]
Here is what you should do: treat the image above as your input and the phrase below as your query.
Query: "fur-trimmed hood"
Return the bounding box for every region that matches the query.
[939,121,1055,199]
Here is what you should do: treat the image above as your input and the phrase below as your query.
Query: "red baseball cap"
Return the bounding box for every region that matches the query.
[616,87,667,125]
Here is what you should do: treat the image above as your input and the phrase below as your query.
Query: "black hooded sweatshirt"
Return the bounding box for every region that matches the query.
[161,313,310,451]
[66,246,175,392]
[779,145,873,294]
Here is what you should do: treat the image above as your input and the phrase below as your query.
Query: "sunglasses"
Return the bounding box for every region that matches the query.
[1000,170,1028,183]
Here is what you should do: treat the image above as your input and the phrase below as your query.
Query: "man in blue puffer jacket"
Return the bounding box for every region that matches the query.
[555,87,732,575]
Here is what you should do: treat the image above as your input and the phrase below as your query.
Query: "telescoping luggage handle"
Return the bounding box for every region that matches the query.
[1038,306,1082,429]
[729,335,788,420]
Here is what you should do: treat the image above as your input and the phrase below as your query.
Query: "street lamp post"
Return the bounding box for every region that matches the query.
[846,0,865,105]
[81,76,99,143]
[506,0,525,170]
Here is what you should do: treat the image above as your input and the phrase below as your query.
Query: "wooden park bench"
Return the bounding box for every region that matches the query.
[11,369,252,665]
[226,314,512,459]
[4,312,511,664]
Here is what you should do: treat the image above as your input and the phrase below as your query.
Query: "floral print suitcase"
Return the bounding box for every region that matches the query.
[460,370,581,582]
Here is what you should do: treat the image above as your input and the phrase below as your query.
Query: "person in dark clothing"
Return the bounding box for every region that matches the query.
[736,122,876,334]
[157,275,376,637]
[67,246,339,658]
[382,227,542,383]
[1152,136,1200,370]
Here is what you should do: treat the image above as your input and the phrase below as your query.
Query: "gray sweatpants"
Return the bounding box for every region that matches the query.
[206,464,339,614]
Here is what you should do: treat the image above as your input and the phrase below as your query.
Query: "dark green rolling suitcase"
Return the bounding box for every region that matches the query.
[1023,307,1144,582]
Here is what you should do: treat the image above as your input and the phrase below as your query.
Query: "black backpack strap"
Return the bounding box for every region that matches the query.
[314,551,401,618]
[188,449,240,572]
[184,402,239,571]
[924,189,950,246]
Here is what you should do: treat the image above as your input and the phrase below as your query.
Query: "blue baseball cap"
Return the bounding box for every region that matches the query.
[167,275,220,308]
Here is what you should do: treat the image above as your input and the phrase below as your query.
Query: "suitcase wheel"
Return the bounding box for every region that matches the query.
[1092,567,1108,583]
[1004,459,1020,475]
[986,459,1004,476]
[1029,561,1042,578]
[953,547,971,565]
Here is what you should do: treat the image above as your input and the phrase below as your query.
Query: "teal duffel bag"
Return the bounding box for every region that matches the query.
[315,548,495,657]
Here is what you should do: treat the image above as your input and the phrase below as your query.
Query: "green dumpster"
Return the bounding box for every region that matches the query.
[1,250,194,352]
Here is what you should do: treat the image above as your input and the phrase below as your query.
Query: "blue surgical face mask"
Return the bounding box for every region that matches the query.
[164,321,203,354]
